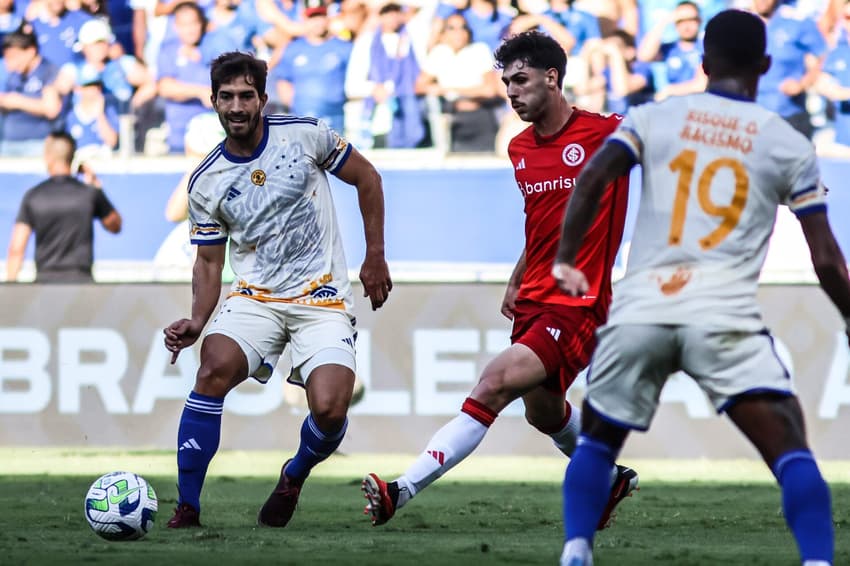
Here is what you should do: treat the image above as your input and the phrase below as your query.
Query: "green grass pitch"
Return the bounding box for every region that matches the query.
[1,449,847,565]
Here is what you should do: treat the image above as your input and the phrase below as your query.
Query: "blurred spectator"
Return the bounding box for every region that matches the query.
[156,1,237,153]
[6,131,121,283]
[52,19,155,113]
[541,0,601,54]
[358,2,425,148]
[815,0,850,154]
[637,1,707,100]
[571,0,638,38]
[272,5,351,132]
[430,0,513,51]
[786,0,843,40]
[206,0,257,51]
[254,0,306,51]
[28,0,94,67]
[508,1,585,55]
[155,112,231,276]
[131,0,170,66]
[754,0,826,138]
[104,0,138,55]
[417,12,501,151]
[0,0,24,47]
[584,29,655,114]
[331,0,369,41]
[638,0,727,42]
[0,30,63,157]
[65,72,120,156]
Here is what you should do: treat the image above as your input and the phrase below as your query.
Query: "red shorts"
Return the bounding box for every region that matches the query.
[510,300,604,394]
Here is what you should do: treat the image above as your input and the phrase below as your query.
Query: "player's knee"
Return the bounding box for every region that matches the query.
[473,369,514,406]
[309,402,348,433]
[524,410,557,432]
[195,358,241,397]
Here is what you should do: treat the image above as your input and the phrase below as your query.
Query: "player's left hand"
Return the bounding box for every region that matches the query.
[552,263,589,296]
[360,253,392,310]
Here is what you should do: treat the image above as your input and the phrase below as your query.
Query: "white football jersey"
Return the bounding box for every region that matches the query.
[187,115,354,311]
[607,92,826,330]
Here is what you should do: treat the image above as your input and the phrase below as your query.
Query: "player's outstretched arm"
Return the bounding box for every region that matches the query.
[164,243,226,363]
[334,147,392,310]
[552,140,634,295]
[799,210,850,345]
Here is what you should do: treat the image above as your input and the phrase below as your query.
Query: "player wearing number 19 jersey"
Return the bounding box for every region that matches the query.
[554,10,850,565]
[362,32,637,532]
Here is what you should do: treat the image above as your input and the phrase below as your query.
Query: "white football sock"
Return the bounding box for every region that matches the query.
[560,538,593,566]
[549,401,582,457]
[394,412,489,509]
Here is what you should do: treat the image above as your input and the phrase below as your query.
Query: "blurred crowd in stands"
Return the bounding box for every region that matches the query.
[1,0,850,158]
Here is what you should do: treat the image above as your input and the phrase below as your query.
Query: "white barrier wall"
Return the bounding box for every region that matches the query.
[0,283,848,459]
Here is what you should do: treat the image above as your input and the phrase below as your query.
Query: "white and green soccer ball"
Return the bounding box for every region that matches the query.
[84,471,158,541]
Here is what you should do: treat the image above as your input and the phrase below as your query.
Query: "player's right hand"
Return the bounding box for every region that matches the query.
[163,318,204,364]
[500,283,519,320]
[552,263,589,296]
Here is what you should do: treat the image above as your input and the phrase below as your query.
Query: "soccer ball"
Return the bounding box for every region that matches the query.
[84,471,158,541]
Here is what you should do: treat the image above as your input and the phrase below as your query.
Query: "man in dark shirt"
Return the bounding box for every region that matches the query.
[6,131,122,283]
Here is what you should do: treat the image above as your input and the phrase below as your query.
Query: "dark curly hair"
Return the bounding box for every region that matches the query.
[210,51,268,98]
[493,31,567,89]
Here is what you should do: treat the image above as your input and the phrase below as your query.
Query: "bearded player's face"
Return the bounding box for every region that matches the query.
[213,75,267,142]
[501,60,557,124]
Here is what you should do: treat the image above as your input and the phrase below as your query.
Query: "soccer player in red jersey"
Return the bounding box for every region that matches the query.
[362,31,637,528]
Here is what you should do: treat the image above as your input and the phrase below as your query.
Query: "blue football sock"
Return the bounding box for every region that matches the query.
[563,435,617,542]
[285,414,348,481]
[176,391,223,511]
[773,450,833,563]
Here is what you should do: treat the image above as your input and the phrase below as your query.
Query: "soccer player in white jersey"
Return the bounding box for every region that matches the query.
[552,10,850,566]
[162,51,392,528]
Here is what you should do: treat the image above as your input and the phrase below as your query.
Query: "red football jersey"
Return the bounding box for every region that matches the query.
[508,109,629,311]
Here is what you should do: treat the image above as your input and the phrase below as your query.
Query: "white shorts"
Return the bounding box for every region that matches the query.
[586,324,794,430]
[206,295,357,385]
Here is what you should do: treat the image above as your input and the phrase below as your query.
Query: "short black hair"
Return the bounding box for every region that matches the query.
[704,9,766,72]
[378,2,402,15]
[608,29,636,49]
[173,1,208,32]
[494,31,567,88]
[210,51,268,97]
[676,0,701,14]
[3,29,38,51]
[46,130,77,164]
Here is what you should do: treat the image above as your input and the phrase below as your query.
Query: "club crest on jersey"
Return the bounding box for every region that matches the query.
[562,143,585,166]
[251,169,266,186]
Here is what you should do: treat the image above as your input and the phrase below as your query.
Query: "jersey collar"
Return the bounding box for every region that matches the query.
[221,116,270,163]
[533,107,578,146]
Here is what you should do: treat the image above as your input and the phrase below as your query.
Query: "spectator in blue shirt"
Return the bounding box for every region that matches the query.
[206,0,257,52]
[156,1,237,153]
[364,2,425,148]
[0,0,23,47]
[0,29,63,156]
[253,0,306,51]
[508,0,592,56]
[755,0,827,138]
[816,0,850,152]
[584,29,655,114]
[431,0,513,51]
[52,19,154,114]
[65,71,120,156]
[273,5,351,133]
[637,0,706,100]
[543,0,601,54]
[27,0,93,67]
